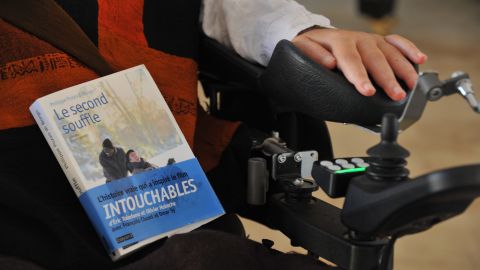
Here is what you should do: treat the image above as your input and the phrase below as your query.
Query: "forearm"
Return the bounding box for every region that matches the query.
[201,0,332,65]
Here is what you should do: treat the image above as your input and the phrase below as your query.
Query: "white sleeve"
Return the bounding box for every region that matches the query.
[201,0,332,66]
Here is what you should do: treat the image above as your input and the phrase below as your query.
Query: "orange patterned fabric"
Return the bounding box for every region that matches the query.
[97,0,148,47]
[0,19,99,130]
[0,1,240,171]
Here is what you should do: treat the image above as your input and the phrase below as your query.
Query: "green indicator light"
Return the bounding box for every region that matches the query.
[335,167,366,174]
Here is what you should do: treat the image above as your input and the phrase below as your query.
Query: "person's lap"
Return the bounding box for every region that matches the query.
[0,125,336,270]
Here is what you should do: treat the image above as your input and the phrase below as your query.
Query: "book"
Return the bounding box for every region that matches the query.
[29,65,225,260]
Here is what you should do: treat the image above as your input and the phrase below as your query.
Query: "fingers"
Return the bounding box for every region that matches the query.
[292,36,336,69]
[295,31,375,96]
[378,41,419,90]
[385,34,427,64]
[357,40,406,100]
[292,29,425,100]
[331,40,376,96]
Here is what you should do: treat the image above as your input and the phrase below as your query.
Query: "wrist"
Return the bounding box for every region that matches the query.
[296,25,325,36]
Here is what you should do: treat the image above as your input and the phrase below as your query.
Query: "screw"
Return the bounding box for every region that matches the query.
[428,87,443,101]
[293,178,304,186]
[294,153,302,162]
[277,154,287,164]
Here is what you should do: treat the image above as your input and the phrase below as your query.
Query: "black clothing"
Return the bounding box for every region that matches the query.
[99,147,128,182]
[0,125,335,270]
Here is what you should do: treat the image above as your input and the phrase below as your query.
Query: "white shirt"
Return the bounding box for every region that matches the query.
[201,0,332,66]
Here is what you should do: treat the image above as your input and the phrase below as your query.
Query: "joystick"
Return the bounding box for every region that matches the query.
[366,113,409,181]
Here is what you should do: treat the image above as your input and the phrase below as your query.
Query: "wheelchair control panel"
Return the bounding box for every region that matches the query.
[247,113,480,270]
[199,37,480,270]
[245,42,480,270]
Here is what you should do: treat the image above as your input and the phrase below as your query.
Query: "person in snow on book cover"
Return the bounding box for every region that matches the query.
[100,138,128,182]
[126,149,158,175]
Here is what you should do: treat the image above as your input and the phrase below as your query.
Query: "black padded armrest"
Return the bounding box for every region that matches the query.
[199,36,410,126]
[260,40,408,125]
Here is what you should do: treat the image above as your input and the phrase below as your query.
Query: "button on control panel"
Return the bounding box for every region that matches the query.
[320,158,370,174]
[313,157,371,198]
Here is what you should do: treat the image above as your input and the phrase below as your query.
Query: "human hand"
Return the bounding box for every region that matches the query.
[292,28,427,101]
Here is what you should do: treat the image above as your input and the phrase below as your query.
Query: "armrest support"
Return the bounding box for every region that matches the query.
[199,35,264,90]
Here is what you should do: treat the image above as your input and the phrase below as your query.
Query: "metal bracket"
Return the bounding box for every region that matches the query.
[361,71,479,133]
[272,151,318,180]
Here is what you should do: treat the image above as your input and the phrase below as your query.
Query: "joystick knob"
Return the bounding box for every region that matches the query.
[367,114,410,181]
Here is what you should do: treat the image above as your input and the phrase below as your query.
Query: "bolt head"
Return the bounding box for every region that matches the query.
[277,154,287,163]
[428,87,443,101]
[293,178,304,186]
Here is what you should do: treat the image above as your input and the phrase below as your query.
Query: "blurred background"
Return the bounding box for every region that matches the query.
[240,0,480,269]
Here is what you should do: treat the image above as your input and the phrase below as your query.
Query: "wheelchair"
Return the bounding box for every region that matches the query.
[198,36,480,270]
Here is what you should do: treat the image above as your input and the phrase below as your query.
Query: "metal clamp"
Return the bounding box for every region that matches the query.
[362,71,479,133]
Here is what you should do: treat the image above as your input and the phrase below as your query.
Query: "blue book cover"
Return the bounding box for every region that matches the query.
[29,65,225,260]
